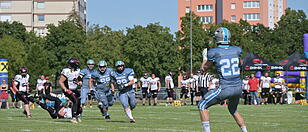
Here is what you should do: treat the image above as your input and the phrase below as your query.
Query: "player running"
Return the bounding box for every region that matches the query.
[59,58,83,123]
[111,61,136,123]
[89,60,115,119]
[199,27,247,132]
[12,67,33,118]
[80,59,96,109]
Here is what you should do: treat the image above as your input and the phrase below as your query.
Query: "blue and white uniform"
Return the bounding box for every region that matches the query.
[80,68,96,105]
[110,68,136,109]
[198,45,242,114]
[91,68,114,109]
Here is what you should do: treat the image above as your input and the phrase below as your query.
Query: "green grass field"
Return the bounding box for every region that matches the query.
[0,103,307,132]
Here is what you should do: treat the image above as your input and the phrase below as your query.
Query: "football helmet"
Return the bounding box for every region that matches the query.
[87,59,95,65]
[20,67,28,73]
[68,58,80,69]
[214,27,231,44]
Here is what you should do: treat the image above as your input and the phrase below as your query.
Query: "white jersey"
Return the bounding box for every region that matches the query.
[133,78,138,89]
[180,79,189,88]
[61,68,80,90]
[209,78,219,90]
[14,74,30,92]
[36,79,46,91]
[140,77,151,88]
[149,77,160,90]
[165,75,174,88]
[260,76,271,88]
[242,79,249,90]
[274,78,284,89]
[189,78,197,89]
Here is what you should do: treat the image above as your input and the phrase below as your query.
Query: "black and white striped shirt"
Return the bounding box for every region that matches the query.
[198,73,213,88]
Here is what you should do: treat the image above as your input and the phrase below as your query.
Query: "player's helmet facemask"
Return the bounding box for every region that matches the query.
[115,61,125,73]
[87,59,95,70]
[20,67,28,77]
[98,60,107,73]
[214,27,231,47]
[68,58,80,70]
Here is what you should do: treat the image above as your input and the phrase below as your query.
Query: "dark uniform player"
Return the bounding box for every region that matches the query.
[34,79,66,119]
[59,58,83,123]
[12,67,34,118]
[199,27,247,132]
[180,74,190,105]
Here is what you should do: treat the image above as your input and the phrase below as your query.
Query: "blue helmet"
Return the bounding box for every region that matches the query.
[214,27,231,44]
[98,60,107,67]
[115,61,125,67]
[87,59,95,65]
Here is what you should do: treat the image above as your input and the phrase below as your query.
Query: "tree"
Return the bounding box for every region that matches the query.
[45,20,86,74]
[0,21,27,41]
[85,25,125,68]
[176,13,211,72]
[0,35,27,79]
[123,23,179,77]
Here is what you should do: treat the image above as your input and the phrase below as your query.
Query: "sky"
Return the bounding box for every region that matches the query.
[88,0,308,34]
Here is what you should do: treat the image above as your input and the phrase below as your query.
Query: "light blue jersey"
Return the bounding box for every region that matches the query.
[91,68,113,92]
[110,68,134,92]
[80,68,96,88]
[207,45,242,86]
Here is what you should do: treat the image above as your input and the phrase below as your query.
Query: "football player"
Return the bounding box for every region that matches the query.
[199,27,247,132]
[12,67,33,118]
[111,61,136,123]
[180,74,190,105]
[80,59,96,109]
[139,72,151,106]
[89,60,115,119]
[165,72,174,106]
[59,58,82,123]
[34,78,66,119]
[148,73,161,106]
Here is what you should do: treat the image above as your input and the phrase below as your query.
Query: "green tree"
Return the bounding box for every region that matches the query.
[176,13,211,72]
[85,25,125,67]
[124,23,179,77]
[0,21,27,41]
[45,20,86,73]
[0,35,27,79]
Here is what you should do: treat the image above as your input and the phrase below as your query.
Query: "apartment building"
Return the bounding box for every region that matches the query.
[178,0,287,30]
[0,0,87,36]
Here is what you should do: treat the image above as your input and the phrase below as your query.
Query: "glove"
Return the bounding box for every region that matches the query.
[65,89,73,94]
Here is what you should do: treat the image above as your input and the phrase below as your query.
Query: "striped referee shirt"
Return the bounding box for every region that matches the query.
[198,73,212,88]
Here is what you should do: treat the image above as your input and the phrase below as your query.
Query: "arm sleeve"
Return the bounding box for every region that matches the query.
[207,49,216,62]
[128,69,135,81]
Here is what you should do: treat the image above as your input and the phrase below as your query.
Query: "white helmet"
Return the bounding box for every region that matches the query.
[214,27,231,44]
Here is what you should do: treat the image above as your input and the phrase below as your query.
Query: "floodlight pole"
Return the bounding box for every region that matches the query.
[190,0,193,74]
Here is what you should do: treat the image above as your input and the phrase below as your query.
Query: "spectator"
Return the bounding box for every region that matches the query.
[248,73,259,105]
[242,75,250,105]
[0,80,9,109]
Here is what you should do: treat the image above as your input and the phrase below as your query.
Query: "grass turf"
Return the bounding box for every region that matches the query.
[0,103,307,132]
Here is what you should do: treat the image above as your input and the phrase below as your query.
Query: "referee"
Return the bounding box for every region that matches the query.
[197,70,213,98]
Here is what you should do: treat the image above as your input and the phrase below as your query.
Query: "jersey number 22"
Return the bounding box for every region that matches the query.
[220,58,240,77]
